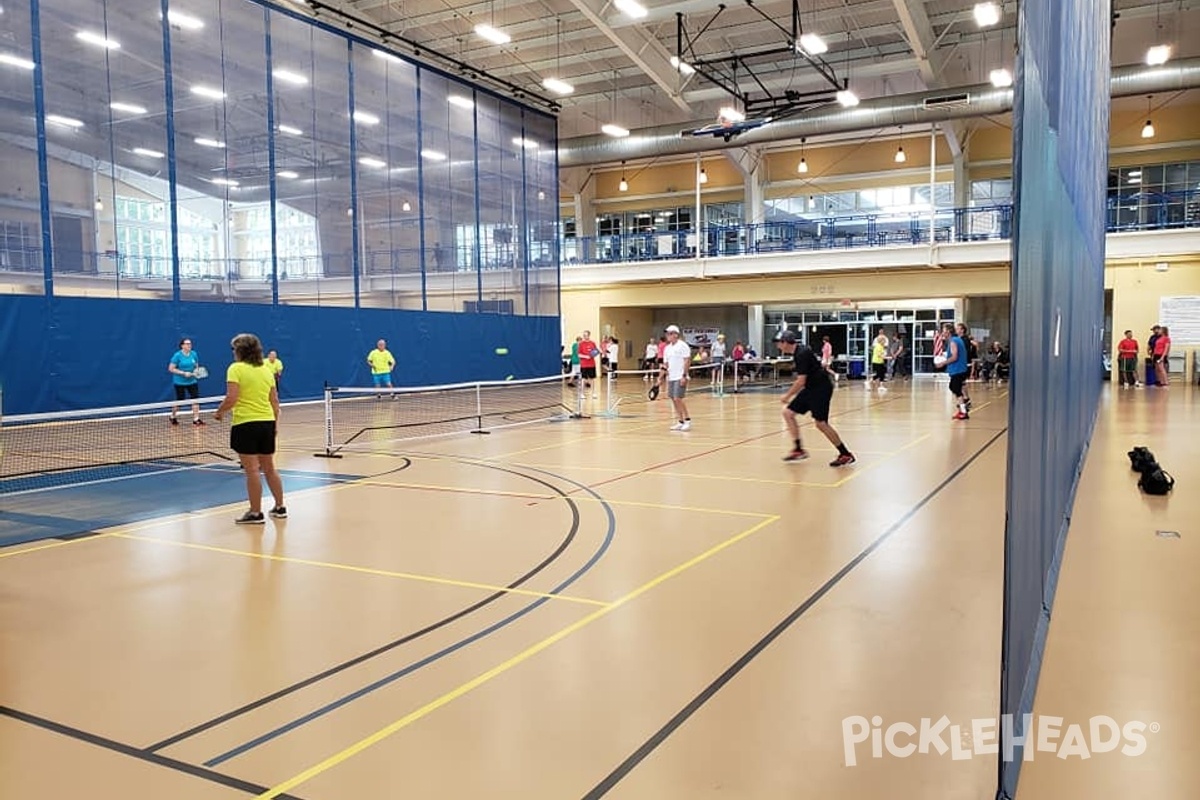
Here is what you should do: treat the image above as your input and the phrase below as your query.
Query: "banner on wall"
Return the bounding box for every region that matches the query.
[682,326,721,347]
[1159,296,1200,345]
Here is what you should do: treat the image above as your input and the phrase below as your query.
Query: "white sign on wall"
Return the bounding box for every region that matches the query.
[1159,296,1200,345]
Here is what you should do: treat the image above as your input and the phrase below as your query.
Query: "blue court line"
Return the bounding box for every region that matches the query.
[0,466,365,550]
[203,466,617,767]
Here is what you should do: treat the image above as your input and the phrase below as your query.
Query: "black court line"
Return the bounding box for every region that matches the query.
[581,427,1009,799]
[145,459,584,754]
[0,706,307,799]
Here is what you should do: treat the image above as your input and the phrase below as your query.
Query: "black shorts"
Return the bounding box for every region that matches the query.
[174,383,199,401]
[787,383,833,422]
[230,420,277,456]
[873,362,887,380]
[949,373,967,396]
[580,366,597,379]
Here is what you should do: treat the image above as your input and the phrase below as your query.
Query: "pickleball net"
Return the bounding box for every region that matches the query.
[316,374,573,457]
[0,395,234,494]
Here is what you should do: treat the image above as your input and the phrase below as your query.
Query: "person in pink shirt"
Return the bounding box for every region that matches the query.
[1153,326,1172,387]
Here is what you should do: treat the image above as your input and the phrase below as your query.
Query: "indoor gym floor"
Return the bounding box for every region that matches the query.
[1,377,1195,800]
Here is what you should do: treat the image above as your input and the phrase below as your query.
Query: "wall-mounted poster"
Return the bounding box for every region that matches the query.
[1159,296,1200,345]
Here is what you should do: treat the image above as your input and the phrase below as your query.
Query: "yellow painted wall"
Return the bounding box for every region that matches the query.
[1110,257,1200,381]
[561,266,1010,338]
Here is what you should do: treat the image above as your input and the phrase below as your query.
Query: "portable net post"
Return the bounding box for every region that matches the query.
[314,382,342,458]
[470,381,489,434]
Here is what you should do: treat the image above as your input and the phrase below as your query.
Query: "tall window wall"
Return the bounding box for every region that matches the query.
[0,0,558,315]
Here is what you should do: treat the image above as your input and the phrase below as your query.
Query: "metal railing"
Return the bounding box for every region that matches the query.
[562,190,1199,265]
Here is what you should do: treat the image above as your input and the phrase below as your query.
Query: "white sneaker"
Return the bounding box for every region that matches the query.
[680,420,691,431]
[669,421,684,431]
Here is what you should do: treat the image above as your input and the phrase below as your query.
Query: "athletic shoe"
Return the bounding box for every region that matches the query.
[829,453,856,467]
[235,511,265,525]
[783,448,810,462]
[953,411,970,420]
[669,421,684,431]
[680,420,691,431]
[169,416,179,426]
[192,419,205,426]
[269,506,288,519]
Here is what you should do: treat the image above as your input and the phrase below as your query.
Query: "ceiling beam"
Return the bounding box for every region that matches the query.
[889,0,962,156]
[558,0,692,112]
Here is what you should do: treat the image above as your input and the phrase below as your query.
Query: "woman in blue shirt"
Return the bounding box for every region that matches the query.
[168,337,205,426]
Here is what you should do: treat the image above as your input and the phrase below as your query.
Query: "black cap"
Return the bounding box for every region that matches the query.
[775,329,798,344]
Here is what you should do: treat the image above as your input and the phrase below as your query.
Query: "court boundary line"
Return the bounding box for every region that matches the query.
[250,512,782,799]
[111,532,607,607]
[579,427,1009,799]
[145,459,594,754]
[0,706,309,799]
[203,462,621,769]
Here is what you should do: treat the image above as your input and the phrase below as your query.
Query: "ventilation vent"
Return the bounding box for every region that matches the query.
[923,93,971,109]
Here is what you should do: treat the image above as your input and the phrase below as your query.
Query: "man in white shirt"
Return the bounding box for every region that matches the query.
[661,325,692,430]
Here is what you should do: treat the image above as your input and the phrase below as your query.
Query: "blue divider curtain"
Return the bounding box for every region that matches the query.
[1001,0,1110,797]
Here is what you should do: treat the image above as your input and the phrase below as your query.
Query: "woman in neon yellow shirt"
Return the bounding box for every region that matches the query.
[870,333,888,386]
[214,333,286,524]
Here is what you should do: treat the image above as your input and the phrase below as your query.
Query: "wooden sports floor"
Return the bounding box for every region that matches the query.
[1,378,1195,799]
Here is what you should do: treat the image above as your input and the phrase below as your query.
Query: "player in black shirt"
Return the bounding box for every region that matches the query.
[776,330,856,467]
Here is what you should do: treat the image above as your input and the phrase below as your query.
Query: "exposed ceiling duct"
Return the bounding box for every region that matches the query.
[558,59,1200,167]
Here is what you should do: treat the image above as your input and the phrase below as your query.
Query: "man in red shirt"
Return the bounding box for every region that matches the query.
[578,331,601,397]
[1116,330,1139,388]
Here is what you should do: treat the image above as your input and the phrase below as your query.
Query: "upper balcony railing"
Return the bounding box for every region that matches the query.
[563,190,1200,266]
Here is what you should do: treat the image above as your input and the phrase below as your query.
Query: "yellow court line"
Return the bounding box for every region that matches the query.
[253,513,781,799]
[108,532,608,607]
[0,533,115,561]
[665,470,841,488]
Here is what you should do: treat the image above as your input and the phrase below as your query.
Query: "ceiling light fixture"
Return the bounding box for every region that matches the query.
[353,110,380,125]
[401,200,412,212]
[836,89,859,107]
[798,157,808,173]
[421,149,447,161]
[448,95,475,109]
[75,30,120,49]
[670,56,695,76]
[46,114,84,128]
[373,49,404,65]
[797,33,827,56]
[512,137,539,149]
[601,123,629,138]
[1145,44,1171,66]
[718,106,745,123]
[358,157,387,169]
[194,137,225,148]
[541,77,574,96]
[132,147,164,158]
[272,68,308,86]
[166,10,204,30]
[895,145,906,164]
[989,68,1013,88]
[277,124,303,136]
[474,23,511,45]
[1142,119,1155,139]
[190,85,225,100]
[973,2,1001,27]
[277,170,299,179]
[0,53,36,70]
[211,178,239,187]
[110,102,148,115]
[698,167,708,184]
[613,0,648,18]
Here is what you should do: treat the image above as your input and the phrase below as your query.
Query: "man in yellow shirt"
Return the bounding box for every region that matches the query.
[367,339,396,392]
[266,349,284,391]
